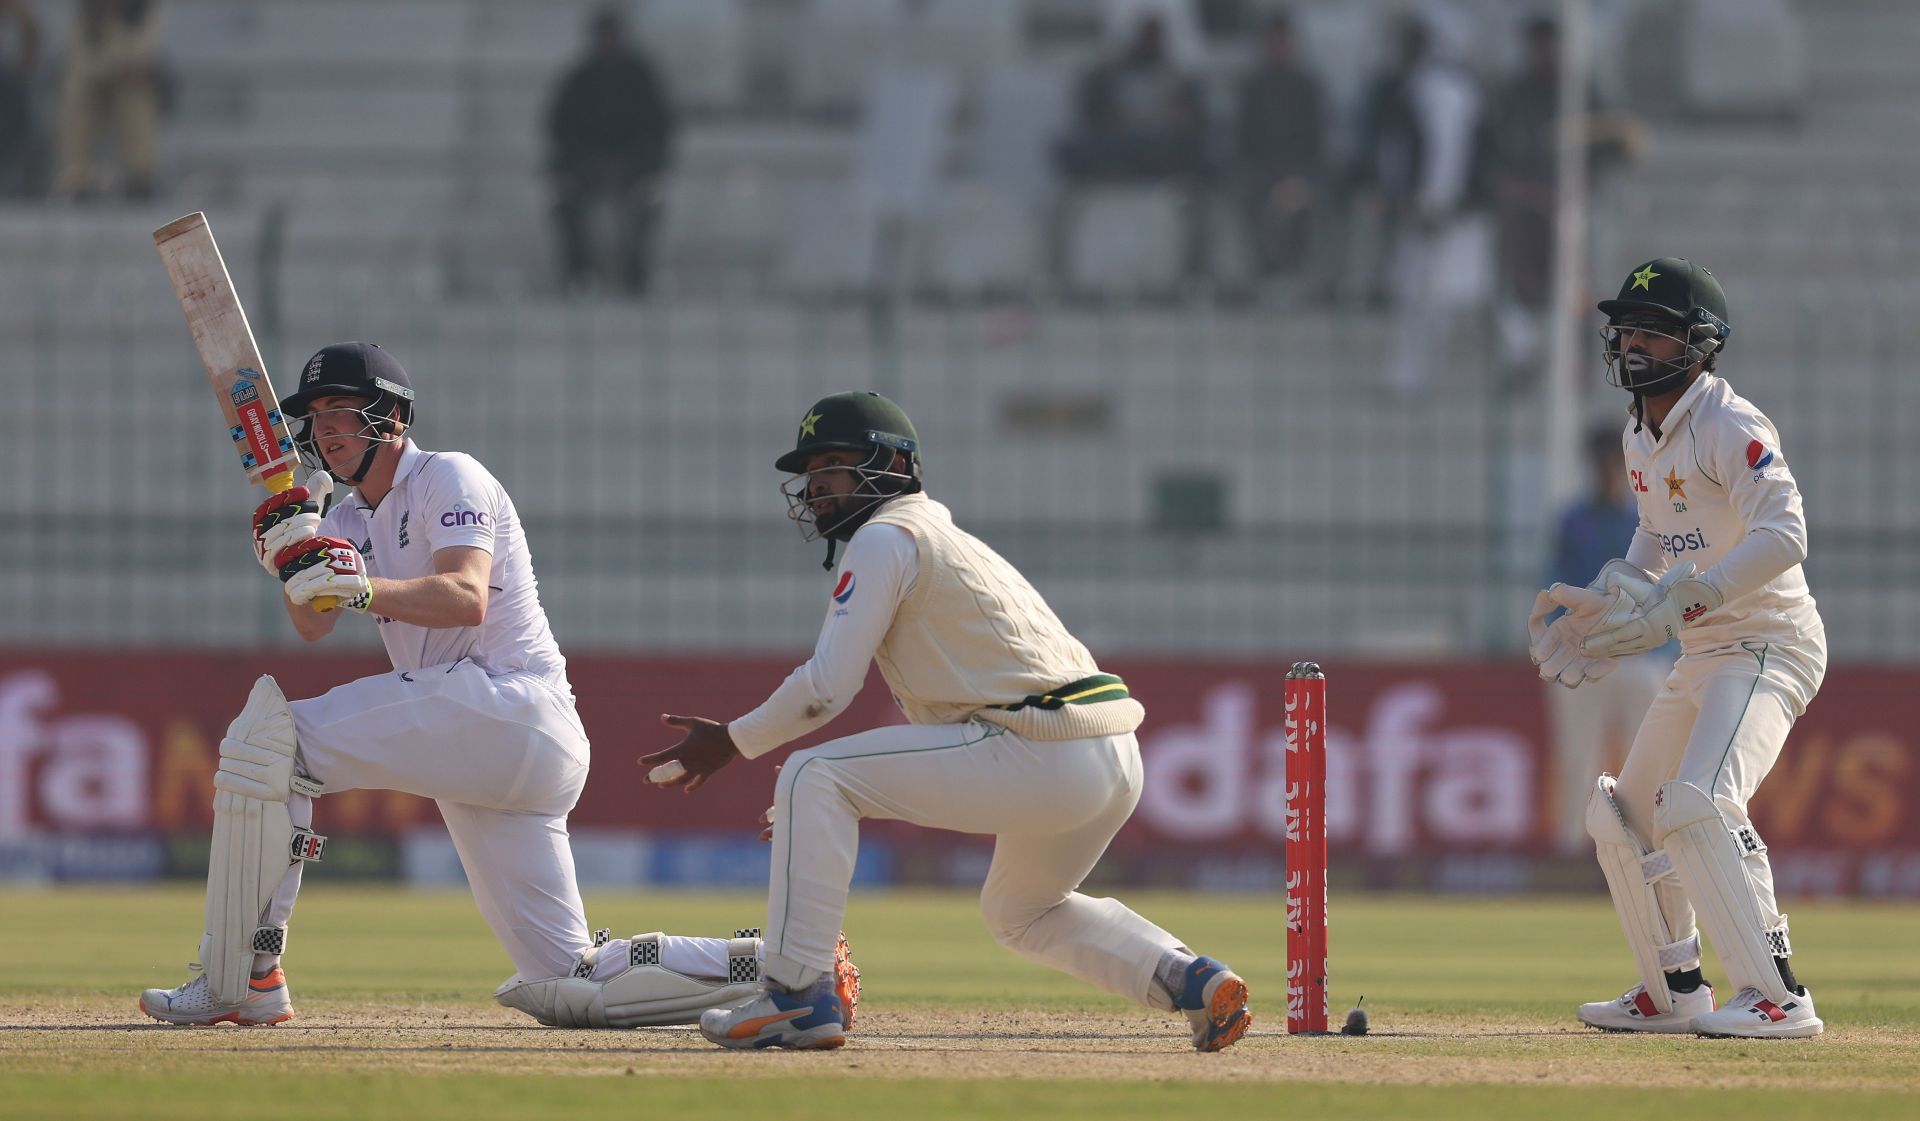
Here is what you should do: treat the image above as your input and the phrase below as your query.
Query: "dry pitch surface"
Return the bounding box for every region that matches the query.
[3,886,1917,1119]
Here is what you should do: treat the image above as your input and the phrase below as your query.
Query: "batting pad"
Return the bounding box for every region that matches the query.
[494,934,763,1027]
[1655,780,1794,1004]
[1586,775,1700,1013]
[203,676,325,1006]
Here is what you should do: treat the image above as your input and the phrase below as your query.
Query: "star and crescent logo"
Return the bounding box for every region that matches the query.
[1631,264,1661,291]
[1664,468,1687,501]
[799,410,823,438]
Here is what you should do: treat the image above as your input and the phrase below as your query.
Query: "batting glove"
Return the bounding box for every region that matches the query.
[253,472,332,576]
[275,535,374,613]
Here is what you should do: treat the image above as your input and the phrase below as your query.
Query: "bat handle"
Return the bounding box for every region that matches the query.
[264,470,339,613]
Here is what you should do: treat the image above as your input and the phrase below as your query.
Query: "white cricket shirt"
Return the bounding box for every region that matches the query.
[319,441,569,689]
[728,523,919,758]
[1618,373,1822,654]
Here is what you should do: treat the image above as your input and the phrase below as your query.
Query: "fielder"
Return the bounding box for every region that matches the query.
[1530,259,1825,1037]
[140,341,856,1029]
[642,392,1251,1052]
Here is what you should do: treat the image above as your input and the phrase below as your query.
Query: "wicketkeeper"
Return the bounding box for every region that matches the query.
[1530,260,1826,1037]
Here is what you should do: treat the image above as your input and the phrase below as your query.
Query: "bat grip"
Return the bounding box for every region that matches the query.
[265,471,339,613]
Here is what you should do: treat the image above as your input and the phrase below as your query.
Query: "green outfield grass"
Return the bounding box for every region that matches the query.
[2,885,1917,1120]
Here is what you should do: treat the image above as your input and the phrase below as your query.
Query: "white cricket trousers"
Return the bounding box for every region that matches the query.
[1611,632,1826,963]
[268,659,593,980]
[766,722,1186,1010]
[1548,651,1668,854]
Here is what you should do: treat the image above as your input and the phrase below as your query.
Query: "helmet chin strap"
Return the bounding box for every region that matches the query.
[334,439,384,486]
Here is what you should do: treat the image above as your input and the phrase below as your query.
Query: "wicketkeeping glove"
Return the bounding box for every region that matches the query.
[1526,559,1656,688]
[275,536,374,613]
[1527,583,1617,689]
[253,472,332,576]
[1580,560,1723,659]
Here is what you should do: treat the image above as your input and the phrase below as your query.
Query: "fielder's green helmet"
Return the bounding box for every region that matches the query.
[775,391,920,474]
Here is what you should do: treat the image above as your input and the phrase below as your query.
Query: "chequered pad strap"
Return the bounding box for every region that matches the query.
[1733,825,1766,857]
[289,828,326,863]
[1657,932,1701,969]
[734,928,760,939]
[629,937,661,968]
[728,951,761,984]
[1766,918,1792,958]
[1639,850,1676,885]
[251,926,288,955]
[592,929,611,947]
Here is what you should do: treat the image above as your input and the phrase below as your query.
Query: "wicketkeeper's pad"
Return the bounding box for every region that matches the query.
[1655,780,1795,1004]
[1586,775,1700,1014]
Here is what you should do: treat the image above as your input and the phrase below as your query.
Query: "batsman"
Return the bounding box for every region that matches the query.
[141,342,856,1029]
[644,392,1250,1052]
[1530,259,1825,1038]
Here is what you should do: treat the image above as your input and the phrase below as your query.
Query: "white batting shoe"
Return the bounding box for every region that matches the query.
[140,964,294,1026]
[1578,982,1713,1033]
[1691,986,1823,1039]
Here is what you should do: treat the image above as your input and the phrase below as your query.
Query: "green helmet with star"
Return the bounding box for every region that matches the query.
[775,391,921,475]
[1596,257,1733,398]
[1598,257,1731,341]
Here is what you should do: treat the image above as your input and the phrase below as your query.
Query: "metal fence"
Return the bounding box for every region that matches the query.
[2,242,1915,661]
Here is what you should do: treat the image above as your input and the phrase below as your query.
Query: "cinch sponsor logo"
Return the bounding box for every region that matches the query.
[1659,529,1711,557]
[440,503,490,528]
[832,571,857,604]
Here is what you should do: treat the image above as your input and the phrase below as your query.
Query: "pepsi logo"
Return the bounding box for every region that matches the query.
[832,571,857,603]
[1746,439,1774,469]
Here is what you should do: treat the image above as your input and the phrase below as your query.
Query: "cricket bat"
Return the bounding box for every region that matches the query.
[154,211,336,610]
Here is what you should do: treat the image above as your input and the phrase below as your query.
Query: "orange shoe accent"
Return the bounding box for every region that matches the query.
[726,1008,810,1040]
[1209,976,1247,1023]
[249,968,287,992]
[833,932,861,1031]
[1203,1010,1252,1052]
[1199,976,1251,1052]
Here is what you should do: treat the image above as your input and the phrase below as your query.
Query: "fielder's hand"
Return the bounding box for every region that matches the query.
[253,472,332,575]
[1581,561,1723,659]
[642,714,741,793]
[275,536,374,613]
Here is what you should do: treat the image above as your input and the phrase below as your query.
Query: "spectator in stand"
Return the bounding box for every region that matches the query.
[1056,12,1208,185]
[546,5,677,297]
[1234,7,1326,287]
[54,0,162,201]
[1486,15,1644,387]
[1350,12,1493,395]
[1543,425,1673,855]
[1343,15,1429,310]
[0,0,39,197]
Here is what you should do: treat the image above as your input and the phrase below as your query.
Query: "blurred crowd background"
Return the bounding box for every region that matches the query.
[3,0,1914,657]
[2,0,1916,893]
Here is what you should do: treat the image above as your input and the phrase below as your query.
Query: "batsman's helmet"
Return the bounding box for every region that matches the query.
[282,341,417,483]
[1597,257,1732,399]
